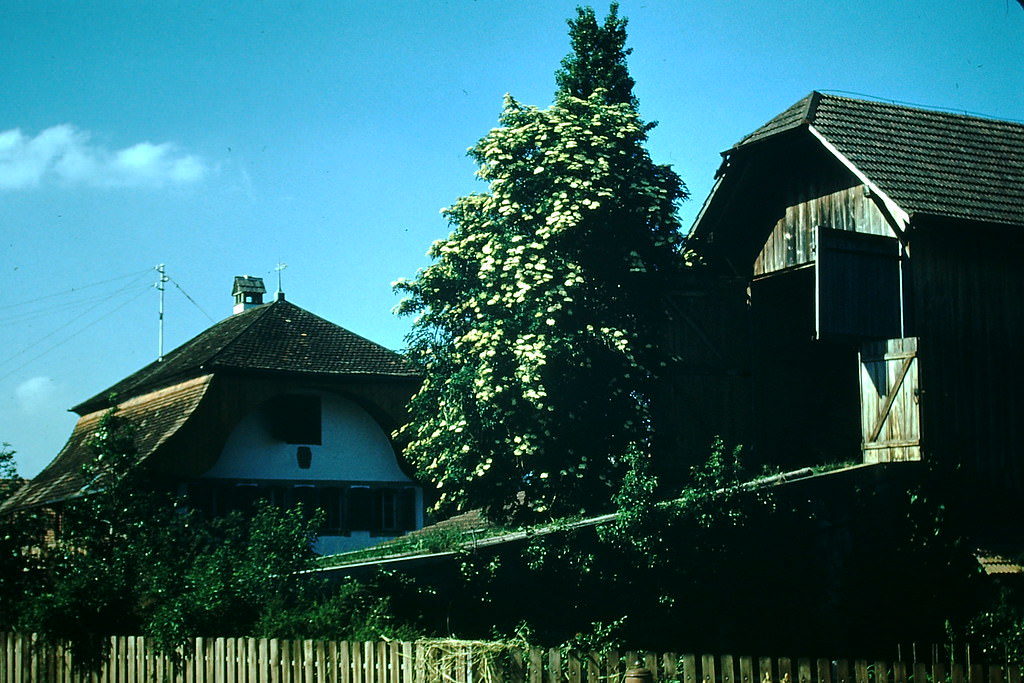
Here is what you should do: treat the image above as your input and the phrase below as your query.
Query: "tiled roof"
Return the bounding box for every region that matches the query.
[0,375,213,513]
[75,298,417,414]
[975,549,1024,575]
[733,92,1024,227]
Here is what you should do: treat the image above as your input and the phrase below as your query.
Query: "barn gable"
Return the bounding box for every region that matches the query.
[677,93,1024,495]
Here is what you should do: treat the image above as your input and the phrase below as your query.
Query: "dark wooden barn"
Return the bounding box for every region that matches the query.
[674,92,1024,499]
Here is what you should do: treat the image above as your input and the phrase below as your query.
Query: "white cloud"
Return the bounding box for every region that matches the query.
[0,124,209,190]
[14,376,60,415]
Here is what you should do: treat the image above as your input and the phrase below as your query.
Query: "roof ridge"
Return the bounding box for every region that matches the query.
[730,91,818,150]
[815,91,1024,129]
[804,90,823,124]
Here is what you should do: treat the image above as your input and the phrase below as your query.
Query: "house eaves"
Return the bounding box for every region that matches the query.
[0,375,214,513]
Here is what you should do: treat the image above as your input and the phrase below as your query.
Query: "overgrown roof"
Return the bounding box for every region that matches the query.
[730,91,1024,227]
[75,297,417,414]
[314,466,840,573]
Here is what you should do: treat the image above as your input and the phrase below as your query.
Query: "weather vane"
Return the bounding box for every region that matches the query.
[274,261,288,296]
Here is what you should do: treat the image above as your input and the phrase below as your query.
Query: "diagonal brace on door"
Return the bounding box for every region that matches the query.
[867,355,914,443]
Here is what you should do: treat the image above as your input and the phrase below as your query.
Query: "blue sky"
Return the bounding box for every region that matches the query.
[2,1,1022,477]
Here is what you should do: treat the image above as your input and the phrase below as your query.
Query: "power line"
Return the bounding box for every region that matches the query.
[1,265,218,380]
[0,276,151,372]
[0,286,150,383]
[0,268,154,313]
[167,275,215,323]
[0,275,153,326]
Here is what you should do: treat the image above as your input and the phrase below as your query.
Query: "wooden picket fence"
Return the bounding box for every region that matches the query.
[2,632,1021,683]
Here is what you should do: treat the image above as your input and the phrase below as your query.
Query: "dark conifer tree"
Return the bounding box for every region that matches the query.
[555,3,637,108]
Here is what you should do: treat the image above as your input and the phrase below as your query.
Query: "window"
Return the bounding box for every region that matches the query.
[320,487,344,532]
[376,489,398,532]
[269,395,322,445]
[346,487,373,531]
[292,484,318,514]
[399,488,418,531]
[183,481,419,536]
[349,486,418,535]
[232,483,260,514]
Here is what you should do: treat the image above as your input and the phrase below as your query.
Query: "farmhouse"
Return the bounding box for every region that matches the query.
[1,277,423,555]
[671,91,1024,504]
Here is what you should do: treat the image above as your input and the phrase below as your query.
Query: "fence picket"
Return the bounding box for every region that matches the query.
[643,652,658,679]
[722,654,737,683]
[353,641,365,683]
[854,660,869,683]
[665,652,681,681]
[798,659,813,683]
[608,649,623,682]
[681,654,698,683]
[893,660,907,683]
[836,660,850,683]
[704,654,718,683]
[548,647,561,683]
[737,656,753,683]
[779,657,793,683]
[817,658,831,683]
[875,660,888,683]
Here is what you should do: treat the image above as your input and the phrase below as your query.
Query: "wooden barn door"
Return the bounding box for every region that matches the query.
[859,337,921,462]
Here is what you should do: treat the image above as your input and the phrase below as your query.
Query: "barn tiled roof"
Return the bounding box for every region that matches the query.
[75,298,417,414]
[0,375,214,512]
[733,92,1024,227]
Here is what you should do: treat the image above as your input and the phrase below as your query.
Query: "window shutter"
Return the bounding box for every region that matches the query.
[347,487,372,530]
[815,226,902,340]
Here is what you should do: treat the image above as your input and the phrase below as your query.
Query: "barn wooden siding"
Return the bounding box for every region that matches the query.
[660,274,753,475]
[754,185,893,277]
[910,220,1024,494]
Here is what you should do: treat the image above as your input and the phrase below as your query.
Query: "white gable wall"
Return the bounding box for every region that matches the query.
[206,392,410,482]
[196,391,420,555]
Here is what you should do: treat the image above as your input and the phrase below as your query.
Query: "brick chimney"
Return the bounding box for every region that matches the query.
[232,275,266,314]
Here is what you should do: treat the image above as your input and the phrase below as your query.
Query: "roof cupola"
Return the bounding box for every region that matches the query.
[232,275,266,314]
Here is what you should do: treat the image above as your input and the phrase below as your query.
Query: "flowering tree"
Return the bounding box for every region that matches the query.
[395,5,687,524]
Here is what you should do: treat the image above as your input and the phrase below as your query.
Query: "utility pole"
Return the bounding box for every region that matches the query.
[156,264,168,361]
